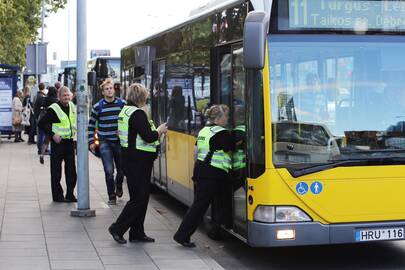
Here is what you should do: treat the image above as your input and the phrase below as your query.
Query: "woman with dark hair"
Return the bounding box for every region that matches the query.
[168,86,185,129]
[44,86,58,107]
[38,86,59,164]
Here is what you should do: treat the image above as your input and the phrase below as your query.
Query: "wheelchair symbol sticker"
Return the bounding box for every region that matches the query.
[296,182,309,195]
[310,181,323,195]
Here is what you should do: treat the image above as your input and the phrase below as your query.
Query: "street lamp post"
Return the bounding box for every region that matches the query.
[71,0,95,217]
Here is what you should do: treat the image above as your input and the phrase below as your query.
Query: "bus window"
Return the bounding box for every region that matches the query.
[270,35,405,166]
[220,53,232,106]
[192,69,210,134]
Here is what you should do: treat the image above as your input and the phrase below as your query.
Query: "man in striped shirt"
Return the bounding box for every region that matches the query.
[89,79,126,204]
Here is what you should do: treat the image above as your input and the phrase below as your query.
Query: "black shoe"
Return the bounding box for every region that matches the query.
[115,186,123,198]
[18,138,25,142]
[53,198,68,203]
[129,235,155,243]
[39,156,44,164]
[173,236,196,248]
[108,194,117,205]
[108,226,127,244]
[27,141,36,145]
[65,195,77,202]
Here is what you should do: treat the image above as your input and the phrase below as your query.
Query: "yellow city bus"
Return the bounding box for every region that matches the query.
[121,0,405,247]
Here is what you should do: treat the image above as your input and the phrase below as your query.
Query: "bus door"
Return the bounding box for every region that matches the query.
[151,59,168,189]
[214,43,248,238]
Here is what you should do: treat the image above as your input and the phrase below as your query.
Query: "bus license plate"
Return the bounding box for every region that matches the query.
[355,227,404,242]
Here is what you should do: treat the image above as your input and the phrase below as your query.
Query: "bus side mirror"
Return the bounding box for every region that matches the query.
[87,71,96,86]
[243,11,269,69]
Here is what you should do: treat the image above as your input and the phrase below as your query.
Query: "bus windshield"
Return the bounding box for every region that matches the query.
[269,35,405,168]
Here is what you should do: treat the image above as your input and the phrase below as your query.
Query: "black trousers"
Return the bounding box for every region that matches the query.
[174,178,225,242]
[110,155,154,238]
[50,140,77,200]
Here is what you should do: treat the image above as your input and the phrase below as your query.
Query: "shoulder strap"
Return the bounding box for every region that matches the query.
[210,125,226,134]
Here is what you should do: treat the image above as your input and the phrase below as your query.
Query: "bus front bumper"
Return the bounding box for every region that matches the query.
[248,220,405,247]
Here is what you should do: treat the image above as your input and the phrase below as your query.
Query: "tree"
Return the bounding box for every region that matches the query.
[0,0,66,67]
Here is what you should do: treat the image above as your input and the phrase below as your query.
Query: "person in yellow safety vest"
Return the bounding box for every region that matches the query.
[174,104,233,248]
[108,83,167,244]
[38,86,77,202]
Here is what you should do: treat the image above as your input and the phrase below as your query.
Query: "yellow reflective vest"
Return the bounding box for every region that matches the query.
[118,105,159,152]
[232,125,246,170]
[196,125,232,173]
[49,102,76,139]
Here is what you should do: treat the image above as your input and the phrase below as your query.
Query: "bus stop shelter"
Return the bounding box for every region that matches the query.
[0,64,19,136]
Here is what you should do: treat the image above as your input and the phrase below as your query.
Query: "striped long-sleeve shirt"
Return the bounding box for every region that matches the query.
[88,98,126,145]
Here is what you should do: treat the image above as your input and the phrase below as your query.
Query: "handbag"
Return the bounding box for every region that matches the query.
[22,106,31,126]
[22,102,32,127]
[12,115,22,125]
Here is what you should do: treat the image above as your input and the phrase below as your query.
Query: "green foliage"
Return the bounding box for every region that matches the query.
[0,0,66,67]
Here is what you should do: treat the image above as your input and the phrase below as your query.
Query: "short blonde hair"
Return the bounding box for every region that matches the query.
[100,78,113,90]
[205,104,229,124]
[126,83,148,107]
[58,86,71,98]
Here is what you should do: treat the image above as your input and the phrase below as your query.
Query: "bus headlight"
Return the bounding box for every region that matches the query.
[275,206,311,222]
[253,206,275,223]
[253,206,311,223]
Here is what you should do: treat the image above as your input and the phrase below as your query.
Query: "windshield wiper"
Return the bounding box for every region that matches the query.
[289,157,405,177]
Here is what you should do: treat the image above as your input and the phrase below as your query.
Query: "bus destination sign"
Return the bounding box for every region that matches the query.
[288,0,405,31]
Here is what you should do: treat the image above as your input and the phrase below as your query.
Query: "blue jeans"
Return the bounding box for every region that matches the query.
[37,127,46,154]
[99,140,124,196]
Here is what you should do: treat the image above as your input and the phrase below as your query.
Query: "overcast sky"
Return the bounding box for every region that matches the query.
[44,0,207,66]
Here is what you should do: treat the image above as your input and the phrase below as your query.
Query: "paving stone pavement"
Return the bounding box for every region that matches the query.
[0,138,224,270]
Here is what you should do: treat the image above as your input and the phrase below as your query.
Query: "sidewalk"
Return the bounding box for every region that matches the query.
[0,139,224,270]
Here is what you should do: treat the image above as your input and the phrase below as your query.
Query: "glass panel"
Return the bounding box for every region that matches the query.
[269,35,405,167]
[220,53,232,105]
[232,45,247,236]
[167,77,192,131]
[192,68,210,135]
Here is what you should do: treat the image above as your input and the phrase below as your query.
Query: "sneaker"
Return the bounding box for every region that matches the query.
[108,194,117,205]
[39,156,44,164]
[115,186,123,198]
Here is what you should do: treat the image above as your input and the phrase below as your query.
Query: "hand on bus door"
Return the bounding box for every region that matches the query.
[157,122,168,136]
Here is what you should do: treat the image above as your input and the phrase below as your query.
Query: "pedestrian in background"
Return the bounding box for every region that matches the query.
[22,86,36,144]
[174,104,233,248]
[34,83,47,155]
[38,86,77,202]
[108,83,167,244]
[12,90,24,142]
[38,86,59,164]
[54,81,61,95]
[88,78,125,204]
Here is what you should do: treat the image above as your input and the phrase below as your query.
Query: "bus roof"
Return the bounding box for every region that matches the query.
[122,0,245,50]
